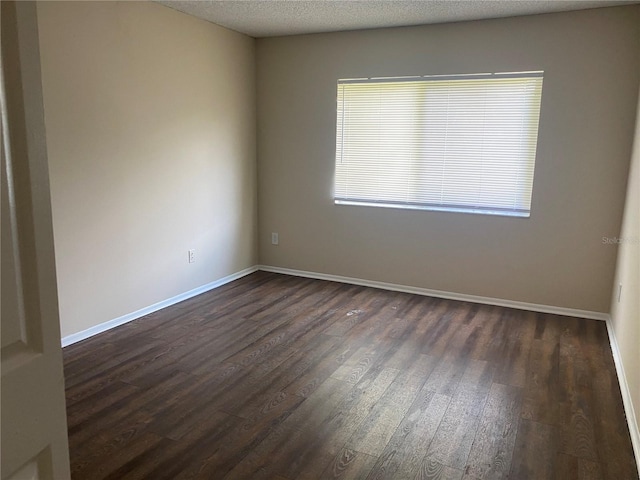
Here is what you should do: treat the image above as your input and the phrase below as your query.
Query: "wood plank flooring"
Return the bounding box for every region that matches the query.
[63,271,638,479]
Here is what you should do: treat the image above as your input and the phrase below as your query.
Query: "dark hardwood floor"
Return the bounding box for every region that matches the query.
[63,271,638,480]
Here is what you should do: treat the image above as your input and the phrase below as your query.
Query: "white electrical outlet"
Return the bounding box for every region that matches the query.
[188,249,195,263]
[271,232,279,245]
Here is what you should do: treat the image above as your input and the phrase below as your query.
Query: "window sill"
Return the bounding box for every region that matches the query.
[334,199,530,218]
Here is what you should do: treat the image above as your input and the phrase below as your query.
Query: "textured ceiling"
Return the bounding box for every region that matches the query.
[156,0,638,38]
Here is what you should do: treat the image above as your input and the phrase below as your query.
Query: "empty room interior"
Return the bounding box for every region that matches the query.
[2,0,640,479]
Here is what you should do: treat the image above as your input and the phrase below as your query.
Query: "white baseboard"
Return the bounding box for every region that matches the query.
[258,265,608,321]
[61,266,258,347]
[605,317,640,474]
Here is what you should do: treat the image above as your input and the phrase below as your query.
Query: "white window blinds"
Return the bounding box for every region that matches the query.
[335,72,544,217]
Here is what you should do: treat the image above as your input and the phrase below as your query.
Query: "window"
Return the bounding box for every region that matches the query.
[335,72,544,217]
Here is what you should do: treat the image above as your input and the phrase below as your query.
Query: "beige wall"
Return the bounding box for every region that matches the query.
[256,6,640,313]
[610,87,640,451]
[37,1,257,338]
[35,2,639,339]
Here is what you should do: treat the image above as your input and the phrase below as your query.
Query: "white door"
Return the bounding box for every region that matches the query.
[1,1,71,479]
